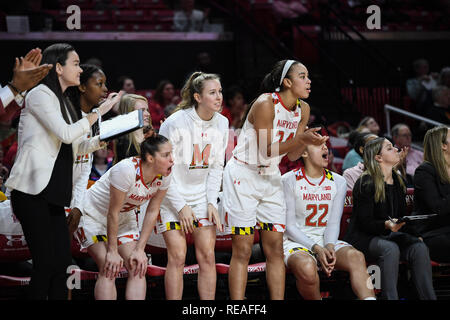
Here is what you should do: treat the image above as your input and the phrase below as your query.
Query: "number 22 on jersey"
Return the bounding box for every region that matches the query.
[305,204,328,227]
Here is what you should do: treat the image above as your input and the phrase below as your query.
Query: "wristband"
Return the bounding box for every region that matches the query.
[92,107,102,127]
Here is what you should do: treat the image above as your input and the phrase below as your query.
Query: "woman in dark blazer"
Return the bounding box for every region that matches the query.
[413,125,450,262]
[344,137,436,300]
[5,43,121,299]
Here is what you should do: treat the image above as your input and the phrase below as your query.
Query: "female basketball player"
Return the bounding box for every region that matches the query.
[282,142,376,300]
[75,135,173,300]
[66,63,109,235]
[157,71,228,300]
[222,59,328,300]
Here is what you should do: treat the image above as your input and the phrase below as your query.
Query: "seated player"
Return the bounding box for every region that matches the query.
[282,142,376,300]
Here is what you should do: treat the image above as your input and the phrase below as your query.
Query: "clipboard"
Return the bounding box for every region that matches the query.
[98,109,144,141]
[396,214,438,223]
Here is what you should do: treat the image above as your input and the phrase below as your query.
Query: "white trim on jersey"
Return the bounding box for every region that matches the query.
[282,168,347,251]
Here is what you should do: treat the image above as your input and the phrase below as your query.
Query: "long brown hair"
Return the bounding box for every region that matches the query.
[175,71,220,112]
[361,137,405,203]
[423,125,450,184]
[116,93,148,157]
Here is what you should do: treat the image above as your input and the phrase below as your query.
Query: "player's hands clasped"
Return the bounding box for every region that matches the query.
[313,244,335,277]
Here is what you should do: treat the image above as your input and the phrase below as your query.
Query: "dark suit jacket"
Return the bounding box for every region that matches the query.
[344,173,418,254]
[413,162,450,237]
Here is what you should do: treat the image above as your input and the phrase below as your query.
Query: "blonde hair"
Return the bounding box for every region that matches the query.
[175,71,220,112]
[116,93,148,159]
[361,137,405,203]
[423,125,450,184]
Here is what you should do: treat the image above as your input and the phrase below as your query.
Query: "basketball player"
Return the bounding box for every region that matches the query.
[282,142,375,300]
[75,135,173,300]
[222,59,328,300]
[157,72,228,300]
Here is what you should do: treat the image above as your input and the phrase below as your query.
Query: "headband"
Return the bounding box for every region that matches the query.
[275,59,296,92]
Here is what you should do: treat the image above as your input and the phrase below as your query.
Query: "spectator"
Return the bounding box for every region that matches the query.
[89,148,112,181]
[222,85,248,130]
[424,85,450,124]
[148,80,181,129]
[344,137,436,300]
[117,75,136,94]
[84,57,103,69]
[356,116,380,135]
[173,0,209,32]
[342,132,378,189]
[391,123,423,186]
[5,43,121,300]
[406,59,438,111]
[342,131,376,171]
[413,125,450,262]
[196,52,214,73]
[438,66,450,88]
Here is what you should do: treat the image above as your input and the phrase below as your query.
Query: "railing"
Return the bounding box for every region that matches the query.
[384,104,446,151]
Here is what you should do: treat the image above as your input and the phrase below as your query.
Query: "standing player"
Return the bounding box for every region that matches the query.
[75,135,174,300]
[157,71,228,300]
[222,59,328,300]
[282,142,376,300]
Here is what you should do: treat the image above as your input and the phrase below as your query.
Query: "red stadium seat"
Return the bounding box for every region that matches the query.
[151,9,174,23]
[70,237,90,259]
[60,0,94,10]
[0,275,30,287]
[146,264,166,277]
[338,190,353,239]
[0,234,31,263]
[81,10,111,23]
[216,262,266,275]
[113,9,149,22]
[131,0,167,9]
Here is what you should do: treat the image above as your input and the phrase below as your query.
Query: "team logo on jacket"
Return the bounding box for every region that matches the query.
[189,144,211,169]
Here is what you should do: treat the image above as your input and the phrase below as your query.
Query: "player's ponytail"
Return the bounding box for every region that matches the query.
[140,133,169,161]
[259,59,300,93]
[175,71,221,112]
[239,59,301,129]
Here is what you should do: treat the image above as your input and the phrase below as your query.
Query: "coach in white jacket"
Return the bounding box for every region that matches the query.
[5,43,119,300]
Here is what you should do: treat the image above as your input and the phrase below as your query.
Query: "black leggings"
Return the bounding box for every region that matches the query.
[424,232,450,263]
[11,190,72,300]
